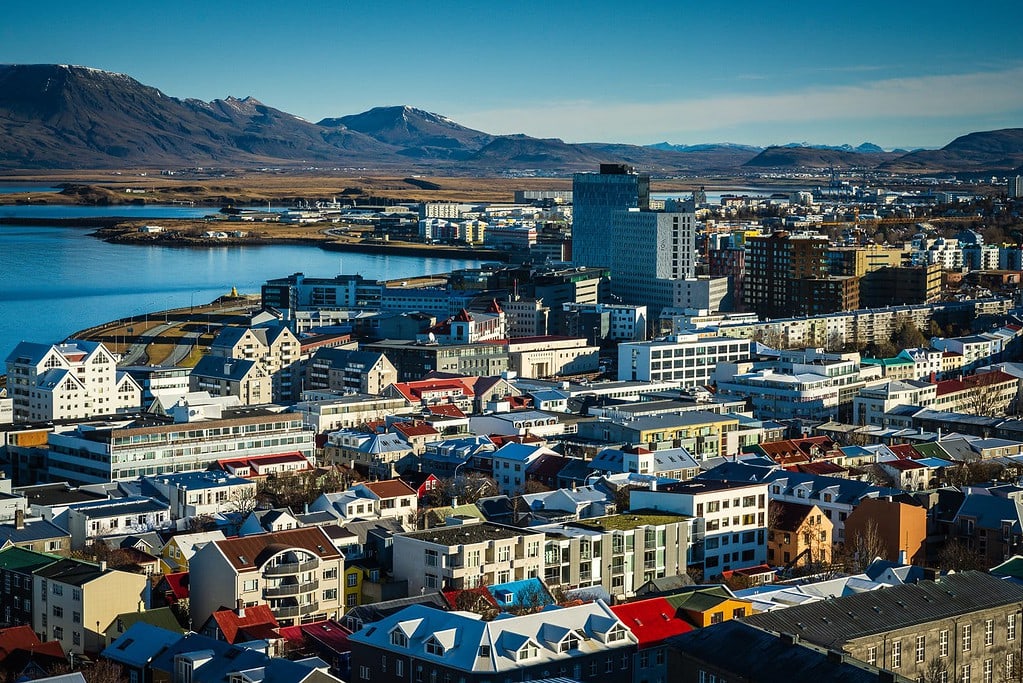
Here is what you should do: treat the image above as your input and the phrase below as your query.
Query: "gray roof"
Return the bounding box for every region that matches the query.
[342,592,448,630]
[191,355,261,382]
[953,492,1023,532]
[698,461,903,505]
[399,522,532,547]
[0,519,70,546]
[667,620,913,683]
[744,571,1023,649]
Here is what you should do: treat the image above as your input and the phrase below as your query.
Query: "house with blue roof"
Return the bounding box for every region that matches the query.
[487,578,553,611]
[102,622,182,682]
[143,470,257,520]
[491,442,560,495]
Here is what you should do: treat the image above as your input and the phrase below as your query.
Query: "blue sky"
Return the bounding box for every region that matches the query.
[3,0,1021,149]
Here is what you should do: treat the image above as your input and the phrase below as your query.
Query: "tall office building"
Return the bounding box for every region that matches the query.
[572,164,696,315]
[1010,175,1023,199]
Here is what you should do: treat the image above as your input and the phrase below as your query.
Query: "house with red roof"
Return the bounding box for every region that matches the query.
[200,603,280,645]
[611,597,693,683]
[213,451,316,480]
[417,306,507,345]
[384,378,475,413]
[0,625,66,677]
[154,571,190,607]
[389,420,442,454]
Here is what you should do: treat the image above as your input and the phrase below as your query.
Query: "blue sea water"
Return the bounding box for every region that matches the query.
[0,207,479,356]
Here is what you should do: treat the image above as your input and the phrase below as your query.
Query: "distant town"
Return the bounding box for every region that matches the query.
[3,166,1023,683]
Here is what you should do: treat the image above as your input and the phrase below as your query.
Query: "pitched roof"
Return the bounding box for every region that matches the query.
[610,597,694,646]
[102,622,182,669]
[362,479,418,499]
[209,604,279,644]
[0,624,65,663]
[210,527,341,571]
[770,501,818,532]
[744,571,1023,649]
[667,620,912,683]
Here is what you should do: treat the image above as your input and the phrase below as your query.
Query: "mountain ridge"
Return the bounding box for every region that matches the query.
[0,64,1019,174]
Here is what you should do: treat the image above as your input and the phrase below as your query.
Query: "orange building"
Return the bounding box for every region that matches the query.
[667,587,755,628]
[767,501,833,568]
[842,496,926,564]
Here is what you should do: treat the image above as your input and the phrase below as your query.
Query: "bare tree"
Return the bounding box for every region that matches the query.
[920,657,951,683]
[843,519,888,573]
[939,537,988,572]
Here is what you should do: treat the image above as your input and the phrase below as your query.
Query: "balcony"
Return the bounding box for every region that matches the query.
[264,558,319,576]
[273,601,321,619]
[264,580,318,598]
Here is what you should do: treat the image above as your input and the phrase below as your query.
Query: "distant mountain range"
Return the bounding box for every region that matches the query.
[0,64,1020,174]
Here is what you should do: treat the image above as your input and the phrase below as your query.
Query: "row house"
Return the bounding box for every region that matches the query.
[212,451,316,481]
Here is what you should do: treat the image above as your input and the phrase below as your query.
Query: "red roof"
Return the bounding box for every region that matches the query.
[301,620,352,652]
[888,444,918,459]
[392,421,440,438]
[442,587,499,610]
[392,379,474,403]
[794,461,846,476]
[162,572,190,601]
[427,404,467,418]
[209,604,279,644]
[362,479,417,499]
[610,598,693,647]
[883,459,926,471]
[0,625,65,663]
[215,452,313,474]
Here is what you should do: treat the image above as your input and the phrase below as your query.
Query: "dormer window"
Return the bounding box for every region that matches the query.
[559,633,579,652]
[425,636,445,656]
[391,630,408,647]
[518,642,539,661]
[606,625,627,643]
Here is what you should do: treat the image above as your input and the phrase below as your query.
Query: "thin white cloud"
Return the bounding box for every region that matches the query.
[450,66,1023,145]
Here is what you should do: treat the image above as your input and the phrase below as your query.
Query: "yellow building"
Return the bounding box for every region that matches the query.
[159,530,227,574]
[767,501,833,568]
[669,587,754,627]
[343,564,363,610]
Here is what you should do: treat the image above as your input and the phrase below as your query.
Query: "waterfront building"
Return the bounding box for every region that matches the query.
[563,302,648,343]
[261,272,380,315]
[207,323,301,402]
[5,341,141,423]
[304,348,397,395]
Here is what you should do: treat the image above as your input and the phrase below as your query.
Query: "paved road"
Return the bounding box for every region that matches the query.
[118,322,178,365]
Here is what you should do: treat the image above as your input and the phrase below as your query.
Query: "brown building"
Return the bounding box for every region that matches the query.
[767,501,833,568]
[797,276,860,315]
[745,231,830,319]
[860,264,942,308]
[843,497,927,565]
[827,245,906,277]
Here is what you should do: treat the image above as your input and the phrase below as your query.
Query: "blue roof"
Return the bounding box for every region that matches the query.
[145,470,252,491]
[191,355,259,382]
[102,622,182,668]
[493,442,542,462]
[698,461,903,504]
[487,577,552,609]
[955,493,1023,532]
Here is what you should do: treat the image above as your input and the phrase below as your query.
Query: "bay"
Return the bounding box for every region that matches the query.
[0,218,480,357]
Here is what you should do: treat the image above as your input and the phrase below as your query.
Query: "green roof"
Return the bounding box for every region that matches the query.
[109,606,185,634]
[0,546,61,572]
[912,442,947,458]
[570,511,689,532]
[992,555,1023,580]
[666,586,735,612]
[425,503,485,525]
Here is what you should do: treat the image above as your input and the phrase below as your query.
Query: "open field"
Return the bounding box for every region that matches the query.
[0,169,788,206]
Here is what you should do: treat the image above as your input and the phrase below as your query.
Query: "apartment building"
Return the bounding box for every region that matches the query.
[631,479,769,576]
[293,393,412,433]
[5,341,141,423]
[618,333,751,386]
[208,323,302,401]
[65,497,171,550]
[45,409,315,485]
[392,520,545,595]
[575,411,740,460]
[32,557,148,654]
[188,357,270,406]
[536,512,693,599]
[304,348,397,396]
[142,470,257,520]
[189,527,345,628]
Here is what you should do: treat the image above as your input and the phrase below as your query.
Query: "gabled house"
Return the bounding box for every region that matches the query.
[238,508,301,537]
[189,356,270,406]
[159,530,227,574]
[310,480,417,528]
[200,603,280,645]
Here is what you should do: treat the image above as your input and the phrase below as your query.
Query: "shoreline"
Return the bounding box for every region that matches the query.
[0,216,510,261]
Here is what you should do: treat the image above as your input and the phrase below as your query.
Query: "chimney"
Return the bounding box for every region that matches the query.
[14,509,24,530]
[99,560,107,572]
[451,497,459,508]
[899,549,907,565]
[138,600,146,614]
[236,598,246,618]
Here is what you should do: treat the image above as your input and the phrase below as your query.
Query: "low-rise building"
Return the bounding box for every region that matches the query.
[143,470,257,520]
[618,334,751,386]
[65,497,170,550]
[348,599,638,683]
[188,527,345,627]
